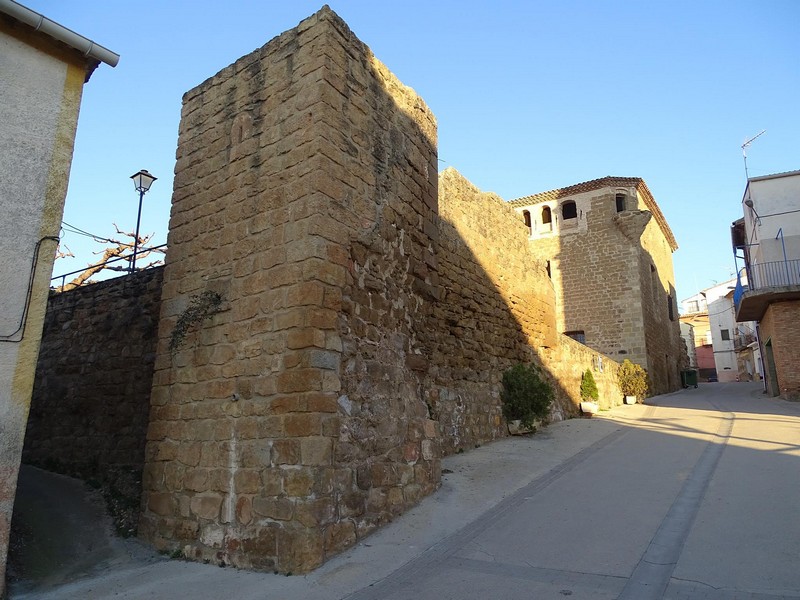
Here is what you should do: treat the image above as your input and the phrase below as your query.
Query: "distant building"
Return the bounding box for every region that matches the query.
[0,1,117,593]
[511,176,683,395]
[680,289,716,381]
[679,321,697,369]
[707,293,737,381]
[733,169,800,398]
[680,280,760,383]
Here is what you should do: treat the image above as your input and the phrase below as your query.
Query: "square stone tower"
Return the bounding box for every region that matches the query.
[511,178,683,395]
[141,7,440,572]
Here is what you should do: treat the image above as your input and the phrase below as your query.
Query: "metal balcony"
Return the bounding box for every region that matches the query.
[735,259,800,321]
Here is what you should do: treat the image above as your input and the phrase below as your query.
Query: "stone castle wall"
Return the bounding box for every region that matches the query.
[542,336,621,411]
[24,268,163,521]
[24,7,633,576]
[430,169,557,451]
[141,7,625,573]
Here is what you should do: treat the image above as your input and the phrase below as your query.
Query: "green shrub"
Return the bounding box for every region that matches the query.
[616,359,648,398]
[501,363,554,428]
[580,369,599,402]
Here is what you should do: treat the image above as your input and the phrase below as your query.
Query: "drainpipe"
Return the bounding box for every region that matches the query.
[776,228,790,285]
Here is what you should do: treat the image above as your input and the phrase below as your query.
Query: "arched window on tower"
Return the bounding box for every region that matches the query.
[616,193,626,212]
[541,206,552,231]
[522,210,532,235]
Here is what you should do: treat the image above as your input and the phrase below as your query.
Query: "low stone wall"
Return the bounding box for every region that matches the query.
[23,268,163,532]
[541,336,621,416]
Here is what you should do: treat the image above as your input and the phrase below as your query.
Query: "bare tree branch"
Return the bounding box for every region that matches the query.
[54,227,165,292]
[55,243,74,260]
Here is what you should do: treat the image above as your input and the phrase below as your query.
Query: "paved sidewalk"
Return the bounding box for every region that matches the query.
[11,405,635,600]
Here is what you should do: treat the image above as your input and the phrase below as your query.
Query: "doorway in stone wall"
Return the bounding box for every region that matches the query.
[764,338,779,397]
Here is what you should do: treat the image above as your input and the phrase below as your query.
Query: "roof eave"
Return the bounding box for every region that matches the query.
[0,0,119,78]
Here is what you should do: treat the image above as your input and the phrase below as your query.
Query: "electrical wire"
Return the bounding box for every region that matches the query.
[0,236,61,342]
[61,221,117,243]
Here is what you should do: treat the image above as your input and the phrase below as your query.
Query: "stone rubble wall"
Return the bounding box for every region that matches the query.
[24,268,163,525]
[430,168,558,451]
[324,9,441,553]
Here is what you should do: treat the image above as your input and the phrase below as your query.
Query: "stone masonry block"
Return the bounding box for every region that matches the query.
[190,493,223,520]
[277,368,323,393]
[300,437,333,466]
[252,497,293,521]
[286,328,326,350]
[284,413,322,437]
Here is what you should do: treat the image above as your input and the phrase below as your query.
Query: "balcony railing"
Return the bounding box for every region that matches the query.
[743,259,800,291]
[735,259,800,321]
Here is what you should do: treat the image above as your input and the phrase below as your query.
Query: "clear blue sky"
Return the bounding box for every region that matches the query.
[29,0,800,302]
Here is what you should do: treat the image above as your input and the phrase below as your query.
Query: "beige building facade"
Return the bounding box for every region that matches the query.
[0,1,117,593]
[511,177,683,396]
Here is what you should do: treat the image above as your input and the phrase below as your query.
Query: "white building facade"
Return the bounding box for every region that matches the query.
[733,170,800,397]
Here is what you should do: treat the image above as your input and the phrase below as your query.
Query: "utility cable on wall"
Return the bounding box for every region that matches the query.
[0,235,61,342]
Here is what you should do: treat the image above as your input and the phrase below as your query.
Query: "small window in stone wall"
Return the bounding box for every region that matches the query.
[668,294,675,321]
[721,329,730,341]
[616,193,626,212]
[523,210,532,234]
[546,260,551,278]
[565,330,585,344]
[562,201,577,220]
[229,111,253,161]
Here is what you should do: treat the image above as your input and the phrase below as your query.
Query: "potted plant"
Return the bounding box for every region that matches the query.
[616,359,648,404]
[579,369,599,416]
[501,363,554,434]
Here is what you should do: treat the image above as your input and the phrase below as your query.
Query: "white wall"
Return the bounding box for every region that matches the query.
[744,171,800,265]
[708,295,738,381]
[680,321,697,367]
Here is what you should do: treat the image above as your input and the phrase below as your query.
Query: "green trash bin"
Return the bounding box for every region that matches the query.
[682,369,698,388]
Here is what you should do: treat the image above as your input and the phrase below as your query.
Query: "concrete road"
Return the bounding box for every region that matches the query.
[12,382,800,599]
[347,383,800,600]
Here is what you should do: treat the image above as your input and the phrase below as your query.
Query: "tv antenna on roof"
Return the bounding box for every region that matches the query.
[741,129,766,180]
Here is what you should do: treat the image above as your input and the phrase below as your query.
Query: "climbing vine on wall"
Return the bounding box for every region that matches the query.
[169,291,222,355]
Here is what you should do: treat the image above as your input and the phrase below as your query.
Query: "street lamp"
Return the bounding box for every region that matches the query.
[744,199,761,223]
[129,169,157,272]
